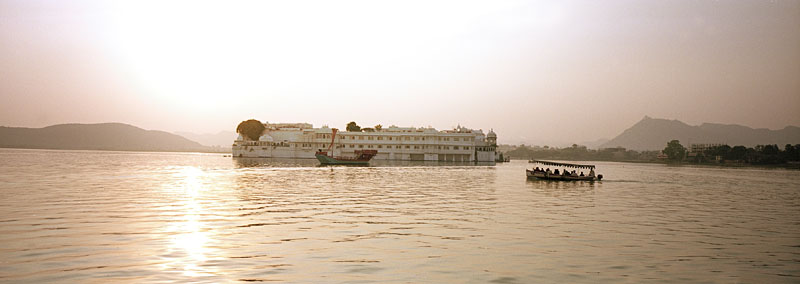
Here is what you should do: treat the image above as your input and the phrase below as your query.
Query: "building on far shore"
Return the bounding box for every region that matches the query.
[689,143,726,154]
[687,143,727,161]
[233,122,498,162]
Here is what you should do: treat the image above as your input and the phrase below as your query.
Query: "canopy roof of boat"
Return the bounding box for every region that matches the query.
[529,159,596,169]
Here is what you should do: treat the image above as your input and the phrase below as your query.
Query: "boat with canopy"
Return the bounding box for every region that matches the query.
[526,159,603,181]
[315,128,377,165]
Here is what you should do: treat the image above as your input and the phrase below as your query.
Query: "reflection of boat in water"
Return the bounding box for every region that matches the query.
[526,159,603,181]
[315,128,377,165]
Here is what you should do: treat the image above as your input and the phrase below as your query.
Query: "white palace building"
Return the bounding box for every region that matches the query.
[233,122,498,162]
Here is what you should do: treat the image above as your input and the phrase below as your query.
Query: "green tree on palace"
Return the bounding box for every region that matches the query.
[236,119,266,141]
[346,121,361,132]
[663,140,686,161]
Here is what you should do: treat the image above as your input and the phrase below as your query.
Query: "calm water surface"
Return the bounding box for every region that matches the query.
[0,149,798,283]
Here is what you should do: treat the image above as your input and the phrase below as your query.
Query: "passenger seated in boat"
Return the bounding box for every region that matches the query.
[534,167,540,172]
[580,172,585,176]
[589,169,595,176]
[563,170,569,176]
[553,169,559,175]
[546,168,551,174]
[571,170,577,175]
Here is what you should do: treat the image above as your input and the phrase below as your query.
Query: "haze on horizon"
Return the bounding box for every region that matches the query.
[1,0,798,145]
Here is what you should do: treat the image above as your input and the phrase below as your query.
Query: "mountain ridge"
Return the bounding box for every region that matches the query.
[0,123,220,152]
[599,116,800,151]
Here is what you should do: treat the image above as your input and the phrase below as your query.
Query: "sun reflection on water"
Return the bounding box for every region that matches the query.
[161,166,218,277]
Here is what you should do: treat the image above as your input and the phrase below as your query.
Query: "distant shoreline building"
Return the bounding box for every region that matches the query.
[233,122,498,162]
[689,143,726,154]
[688,143,727,161]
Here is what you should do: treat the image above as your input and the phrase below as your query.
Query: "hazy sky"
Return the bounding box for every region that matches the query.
[1,0,798,145]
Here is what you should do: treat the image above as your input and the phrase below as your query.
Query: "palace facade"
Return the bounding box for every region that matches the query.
[232,122,498,162]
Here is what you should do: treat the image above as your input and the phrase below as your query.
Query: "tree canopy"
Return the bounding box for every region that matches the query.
[502,141,800,165]
[236,119,266,141]
[701,144,800,164]
[346,121,361,132]
[663,140,686,161]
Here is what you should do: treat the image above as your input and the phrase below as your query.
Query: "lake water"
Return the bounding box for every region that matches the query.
[0,149,798,283]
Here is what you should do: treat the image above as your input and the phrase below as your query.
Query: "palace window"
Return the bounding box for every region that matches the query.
[359,145,364,148]
[378,145,382,148]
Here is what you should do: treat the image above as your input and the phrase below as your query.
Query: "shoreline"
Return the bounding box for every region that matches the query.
[510,157,800,170]
[0,146,231,155]
[3,147,798,169]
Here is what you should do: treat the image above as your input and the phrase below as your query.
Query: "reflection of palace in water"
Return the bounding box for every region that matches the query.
[233,157,496,168]
[233,122,499,162]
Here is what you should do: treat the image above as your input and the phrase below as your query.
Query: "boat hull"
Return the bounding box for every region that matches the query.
[526,170,599,181]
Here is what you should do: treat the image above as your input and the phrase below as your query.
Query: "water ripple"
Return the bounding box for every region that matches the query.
[0,149,798,283]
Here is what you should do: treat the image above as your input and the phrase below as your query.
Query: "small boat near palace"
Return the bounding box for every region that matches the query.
[315,128,378,165]
[315,149,378,165]
[526,159,603,181]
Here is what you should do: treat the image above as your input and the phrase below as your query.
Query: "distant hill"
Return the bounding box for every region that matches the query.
[600,116,800,151]
[175,131,236,147]
[0,123,218,152]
